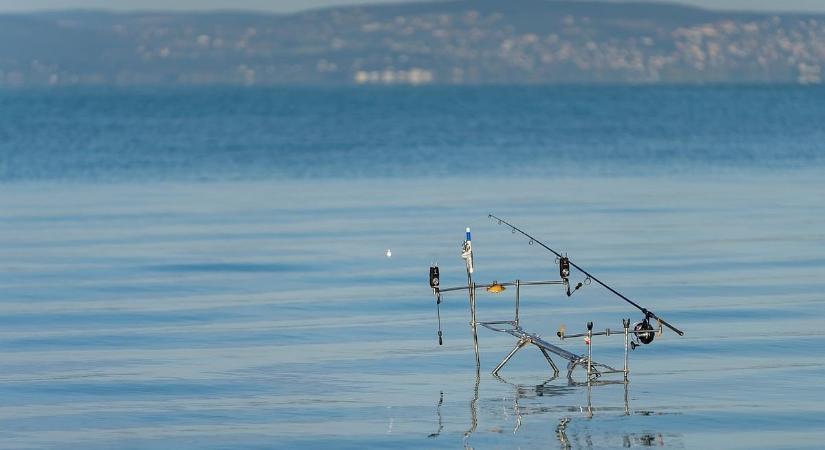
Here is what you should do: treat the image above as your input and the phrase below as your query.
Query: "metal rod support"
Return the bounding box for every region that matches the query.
[587,327,593,381]
[481,320,516,326]
[437,279,564,294]
[467,261,480,367]
[563,328,652,339]
[623,318,630,381]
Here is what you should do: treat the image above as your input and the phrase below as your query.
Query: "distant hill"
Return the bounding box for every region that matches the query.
[1,0,824,86]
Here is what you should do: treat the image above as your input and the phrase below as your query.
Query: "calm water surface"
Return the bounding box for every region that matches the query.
[0,87,824,449]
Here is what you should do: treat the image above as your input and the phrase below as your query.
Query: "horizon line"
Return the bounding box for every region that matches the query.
[2,0,825,17]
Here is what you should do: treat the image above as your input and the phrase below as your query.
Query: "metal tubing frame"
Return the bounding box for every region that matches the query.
[486,326,563,376]
[562,328,655,340]
[435,236,630,381]
[436,279,563,294]
[514,280,520,327]
[442,275,570,375]
[556,320,633,381]
[439,278,629,380]
[479,321,605,378]
[623,319,630,381]
[587,327,593,380]
[474,318,629,380]
[463,241,481,368]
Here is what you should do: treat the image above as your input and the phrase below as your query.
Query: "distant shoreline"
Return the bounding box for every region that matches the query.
[2,1,825,87]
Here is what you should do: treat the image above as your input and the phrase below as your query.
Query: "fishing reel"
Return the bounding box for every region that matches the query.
[557,255,589,297]
[630,315,662,349]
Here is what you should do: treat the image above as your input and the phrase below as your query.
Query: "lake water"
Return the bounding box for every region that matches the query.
[0,86,824,449]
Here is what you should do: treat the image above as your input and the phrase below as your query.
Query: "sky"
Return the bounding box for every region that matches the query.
[0,0,824,13]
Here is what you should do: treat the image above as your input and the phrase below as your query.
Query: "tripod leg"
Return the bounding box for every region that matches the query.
[566,360,580,381]
[492,339,528,375]
[539,347,560,376]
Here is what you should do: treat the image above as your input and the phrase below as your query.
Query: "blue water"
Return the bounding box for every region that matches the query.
[1,86,824,449]
[2,86,824,181]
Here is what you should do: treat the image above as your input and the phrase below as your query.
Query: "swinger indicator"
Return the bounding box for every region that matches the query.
[559,256,571,280]
[429,266,440,289]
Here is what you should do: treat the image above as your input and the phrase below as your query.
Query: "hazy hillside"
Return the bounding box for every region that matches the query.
[1,0,824,86]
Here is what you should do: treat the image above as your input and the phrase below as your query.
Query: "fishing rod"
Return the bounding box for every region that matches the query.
[488,214,684,336]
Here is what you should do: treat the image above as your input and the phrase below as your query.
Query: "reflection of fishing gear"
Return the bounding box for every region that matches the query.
[427,391,444,438]
[489,214,684,337]
[556,417,571,449]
